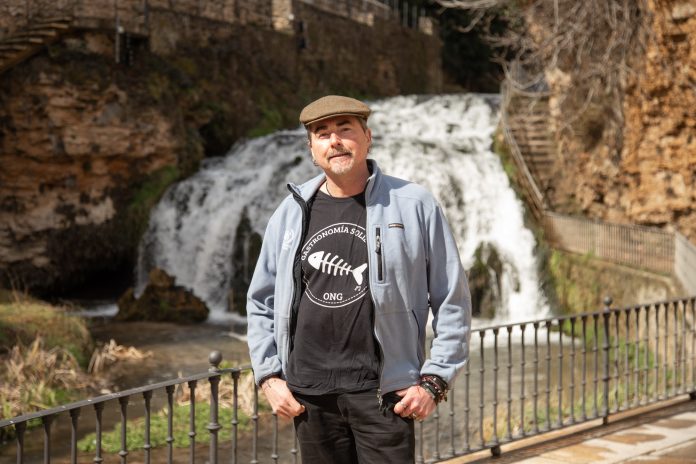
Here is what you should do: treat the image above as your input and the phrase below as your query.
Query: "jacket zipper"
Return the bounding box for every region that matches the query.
[375,226,384,282]
[366,175,386,407]
[372,287,386,410]
[288,186,310,350]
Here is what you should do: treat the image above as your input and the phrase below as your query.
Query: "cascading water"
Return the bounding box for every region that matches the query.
[136,94,548,325]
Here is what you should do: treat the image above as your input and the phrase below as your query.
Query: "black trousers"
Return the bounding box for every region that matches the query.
[293,390,415,464]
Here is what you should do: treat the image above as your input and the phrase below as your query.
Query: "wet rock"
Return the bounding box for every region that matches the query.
[116,268,208,324]
[228,208,263,315]
[467,243,504,319]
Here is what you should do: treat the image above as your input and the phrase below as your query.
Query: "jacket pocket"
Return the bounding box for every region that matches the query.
[375,226,385,283]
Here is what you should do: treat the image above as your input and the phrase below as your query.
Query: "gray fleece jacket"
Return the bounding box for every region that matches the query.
[246,160,471,395]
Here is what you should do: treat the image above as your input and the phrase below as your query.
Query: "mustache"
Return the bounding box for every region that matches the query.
[328,148,351,158]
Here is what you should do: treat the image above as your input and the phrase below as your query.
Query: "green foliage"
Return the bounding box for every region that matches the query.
[557,317,656,370]
[78,401,251,452]
[492,128,517,180]
[129,167,179,213]
[171,56,199,78]
[125,166,181,242]
[146,73,170,102]
[547,250,602,314]
[247,105,285,138]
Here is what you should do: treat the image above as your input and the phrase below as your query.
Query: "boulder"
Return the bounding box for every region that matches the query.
[116,268,208,324]
[467,243,506,319]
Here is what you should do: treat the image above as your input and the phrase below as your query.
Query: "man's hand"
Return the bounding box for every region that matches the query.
[260,377,305,420]
[392,385,436,421]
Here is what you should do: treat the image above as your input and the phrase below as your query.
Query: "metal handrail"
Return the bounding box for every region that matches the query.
[2,297,695,462]
[499,79,547,219]
[0,364,251,429]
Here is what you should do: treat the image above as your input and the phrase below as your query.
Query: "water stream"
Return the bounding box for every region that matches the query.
[136,93,548,326]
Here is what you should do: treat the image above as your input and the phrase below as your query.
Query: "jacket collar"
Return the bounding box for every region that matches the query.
[288,159,382,202]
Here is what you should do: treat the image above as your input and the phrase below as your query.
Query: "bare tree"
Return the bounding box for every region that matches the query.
[437,0,649,153]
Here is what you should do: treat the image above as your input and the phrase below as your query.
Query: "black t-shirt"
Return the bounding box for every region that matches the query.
[286,190,380,395]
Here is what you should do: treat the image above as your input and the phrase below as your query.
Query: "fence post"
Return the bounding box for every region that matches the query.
[602,296,612,425]
[208,351,223,464]
[15,421,26,463]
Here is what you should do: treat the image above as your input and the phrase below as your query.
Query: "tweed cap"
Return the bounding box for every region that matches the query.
[299,95,371,127]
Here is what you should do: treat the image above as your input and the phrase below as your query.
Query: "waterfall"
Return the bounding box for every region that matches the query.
[136,94,548,324]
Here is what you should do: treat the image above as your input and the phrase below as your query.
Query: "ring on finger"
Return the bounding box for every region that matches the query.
[410,413,418,420]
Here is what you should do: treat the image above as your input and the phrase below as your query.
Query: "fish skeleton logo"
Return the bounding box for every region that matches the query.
[308,251,367,285]
[301,222,369,308]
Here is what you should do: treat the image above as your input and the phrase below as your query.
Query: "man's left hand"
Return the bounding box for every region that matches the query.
[393,385,436,421]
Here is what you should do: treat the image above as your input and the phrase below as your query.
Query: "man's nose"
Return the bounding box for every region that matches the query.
[329,132,342,146]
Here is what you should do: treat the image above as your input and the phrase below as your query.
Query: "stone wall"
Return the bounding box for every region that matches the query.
[0,0,274,37]
[0,0,429,39]
[293,1,441,95]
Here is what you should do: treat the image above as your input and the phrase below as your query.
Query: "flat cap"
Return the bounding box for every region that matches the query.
[299,95,371,126]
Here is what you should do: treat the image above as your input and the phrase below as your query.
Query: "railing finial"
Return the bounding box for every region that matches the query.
[209,350,223,372]
[604,296,613,309]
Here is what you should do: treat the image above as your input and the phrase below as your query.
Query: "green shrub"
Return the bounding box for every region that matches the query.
[78,401,251,452]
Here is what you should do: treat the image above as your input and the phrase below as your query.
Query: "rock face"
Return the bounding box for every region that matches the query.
[619,0,696,236]
[0,49,183,294]
[116,268,208,323]
[0,11,441,295]
[548,0,696,241]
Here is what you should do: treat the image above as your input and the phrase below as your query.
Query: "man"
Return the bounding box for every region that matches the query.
[247,95,471,463]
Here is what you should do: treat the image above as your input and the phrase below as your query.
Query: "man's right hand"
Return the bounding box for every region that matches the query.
[260,377,305,419]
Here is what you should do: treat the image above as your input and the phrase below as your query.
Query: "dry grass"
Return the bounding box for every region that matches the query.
[0,337,100,419]
[0,291,153,422]
[175,369,258,416]
[88,338,153,374]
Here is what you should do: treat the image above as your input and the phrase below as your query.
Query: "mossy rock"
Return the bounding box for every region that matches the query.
[468,243,505,319]
[116,268,209,324]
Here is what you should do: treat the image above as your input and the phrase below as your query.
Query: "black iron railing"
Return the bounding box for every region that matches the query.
[2,296,695,463]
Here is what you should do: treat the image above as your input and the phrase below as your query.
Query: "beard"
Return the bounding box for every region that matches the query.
[326,148,354,175]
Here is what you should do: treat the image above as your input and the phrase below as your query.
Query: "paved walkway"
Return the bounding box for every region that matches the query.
[446,395,696,464]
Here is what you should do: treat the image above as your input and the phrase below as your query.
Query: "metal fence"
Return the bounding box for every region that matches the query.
[675,232,696,296]
[544,212,675,274]
[540,210,696,295]
[2,296,695,463]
